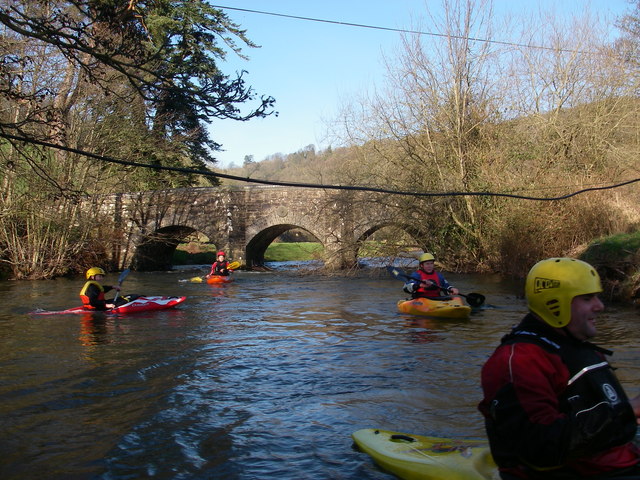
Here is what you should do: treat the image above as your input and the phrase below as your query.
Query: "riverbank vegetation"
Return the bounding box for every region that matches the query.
[1,1,639,303]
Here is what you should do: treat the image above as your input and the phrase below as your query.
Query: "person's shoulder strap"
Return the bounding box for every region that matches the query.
[80,280,103,295]
[500,316,562,354]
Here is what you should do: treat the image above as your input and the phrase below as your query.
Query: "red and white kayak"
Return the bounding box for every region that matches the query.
[32,295,187,315]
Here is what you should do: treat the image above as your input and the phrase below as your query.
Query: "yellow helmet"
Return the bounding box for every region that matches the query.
[525,258,602,328]
[86,267,106,279]
[419,253,435,263]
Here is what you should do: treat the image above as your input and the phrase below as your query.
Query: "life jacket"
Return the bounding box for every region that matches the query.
[79,280,105,310]
[414,270,446,297]
[211,260,230,276]
[500,322,637,460]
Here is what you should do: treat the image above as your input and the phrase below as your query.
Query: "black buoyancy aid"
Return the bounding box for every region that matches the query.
[79,280,105,310]
[501,320,637,454]
[212,261,229,275]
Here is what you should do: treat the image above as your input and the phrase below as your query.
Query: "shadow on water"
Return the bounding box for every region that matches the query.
[0,263,637,479]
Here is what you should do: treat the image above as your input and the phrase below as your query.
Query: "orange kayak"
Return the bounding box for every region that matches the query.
[206,275,233,284]
[397,296,471,319]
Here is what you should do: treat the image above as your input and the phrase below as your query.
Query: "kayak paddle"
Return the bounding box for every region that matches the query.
[188,261,241,283]
[112,268,130,303]
[386,265,485,308]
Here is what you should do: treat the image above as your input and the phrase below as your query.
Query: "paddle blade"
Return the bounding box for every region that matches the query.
[114,269,130,302]
[465,293,485,308]
[386,266,410,281]
[117,269,130,284]
[190,277,203,283]
[228,261,241,270]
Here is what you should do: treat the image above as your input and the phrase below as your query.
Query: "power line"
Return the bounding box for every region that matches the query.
[211,4,591,55]
[2,132,638,202]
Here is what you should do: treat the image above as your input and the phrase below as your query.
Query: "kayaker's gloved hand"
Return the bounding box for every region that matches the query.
[403,282,416,294]
[423,280,440,290]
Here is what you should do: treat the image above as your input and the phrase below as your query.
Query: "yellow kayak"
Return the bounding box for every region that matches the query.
[397,296,472,319]
[352,428,497,480]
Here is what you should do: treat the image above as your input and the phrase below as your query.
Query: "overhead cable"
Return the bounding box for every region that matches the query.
[210,4,591,54]
[2,132,638,202]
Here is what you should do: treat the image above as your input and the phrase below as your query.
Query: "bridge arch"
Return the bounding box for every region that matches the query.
[352,222,424,259]
[130,224,233,271]
[130,225,194,271]
[244,203,327,267]
[246,224,322,266]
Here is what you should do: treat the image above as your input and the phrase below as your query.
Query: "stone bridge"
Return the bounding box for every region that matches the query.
[106,185,425,271]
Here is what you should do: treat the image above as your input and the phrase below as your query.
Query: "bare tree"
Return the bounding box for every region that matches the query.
[335,0,504,268]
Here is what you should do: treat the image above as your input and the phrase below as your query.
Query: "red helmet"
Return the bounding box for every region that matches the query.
[217,251,225,257]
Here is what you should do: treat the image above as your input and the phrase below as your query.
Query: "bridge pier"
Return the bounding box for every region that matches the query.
[323,238,358,270]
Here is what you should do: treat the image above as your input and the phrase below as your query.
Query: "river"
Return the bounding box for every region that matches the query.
[1,262,638,479]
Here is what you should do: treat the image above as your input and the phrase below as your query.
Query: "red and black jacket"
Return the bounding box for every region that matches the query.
[478,314,639,478]
[209,260,230,276]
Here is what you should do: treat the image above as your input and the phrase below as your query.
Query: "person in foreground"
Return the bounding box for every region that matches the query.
[206,251,230,278]
[403,252,459,298]
[80,267,122,311]
[478,257,640,479]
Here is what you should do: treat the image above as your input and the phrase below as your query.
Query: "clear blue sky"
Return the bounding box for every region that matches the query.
[208,1,631,168]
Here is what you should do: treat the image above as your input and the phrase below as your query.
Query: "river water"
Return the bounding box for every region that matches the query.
[1,263,639,480]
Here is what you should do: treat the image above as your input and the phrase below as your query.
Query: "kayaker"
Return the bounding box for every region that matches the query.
[206,251,231,278]
[402,253,459,298]
[478,257,640,479]
[79,267,122,311]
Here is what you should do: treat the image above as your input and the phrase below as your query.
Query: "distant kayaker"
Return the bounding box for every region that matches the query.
[402,253,459,298]
[206,251,231,278]
[79,267,122,311]
[478,258,640,479]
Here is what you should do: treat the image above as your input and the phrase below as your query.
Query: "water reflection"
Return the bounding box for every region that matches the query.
[79,313,111,346]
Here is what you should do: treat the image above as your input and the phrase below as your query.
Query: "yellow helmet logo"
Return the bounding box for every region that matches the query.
[533,277,561,293]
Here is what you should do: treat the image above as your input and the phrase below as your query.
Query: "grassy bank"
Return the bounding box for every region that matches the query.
[581,231,640,303]
[173,241,323,264]
[173,242,218,265]
[263,242,322,261]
